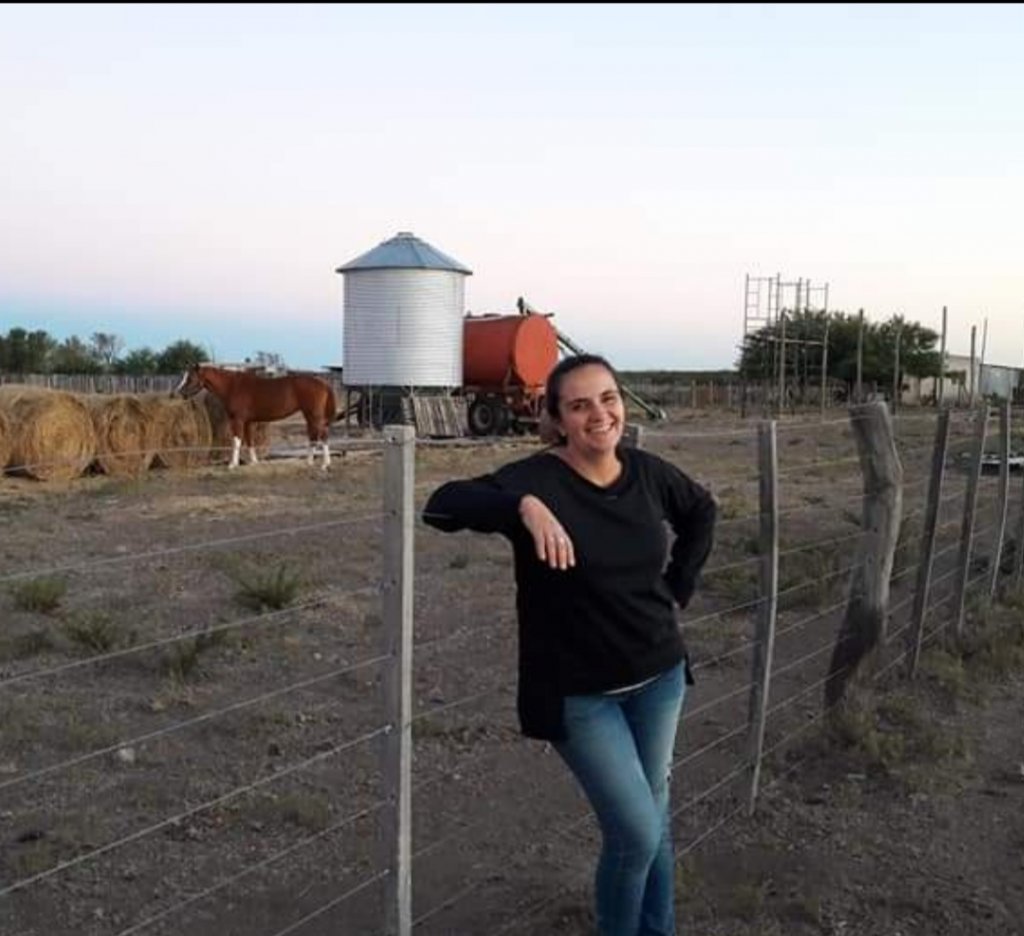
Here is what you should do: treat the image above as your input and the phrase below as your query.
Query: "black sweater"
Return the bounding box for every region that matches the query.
[422,446,716,741]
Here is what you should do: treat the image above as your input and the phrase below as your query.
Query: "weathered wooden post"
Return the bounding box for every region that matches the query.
[747,421,779,815]
[989,401,1011,601]
[953,407,988,639]
[381,425,415,936]
[909,410,950,678]
[622,423,645,450]
[824,402,903,706]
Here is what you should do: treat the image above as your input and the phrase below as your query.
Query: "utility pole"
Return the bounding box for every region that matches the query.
[893,321,902,414]
[856,308,865,404]
[969,325,977,407]
[820,317,830,421]
[937,306,947,407]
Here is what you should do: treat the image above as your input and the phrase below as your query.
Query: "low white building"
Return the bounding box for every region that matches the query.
[906,353,1022,405]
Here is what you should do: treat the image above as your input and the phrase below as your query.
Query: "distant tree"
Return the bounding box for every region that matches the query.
[737,310,942,392]
[51,336,102,374]
[156,340,209,374]
[115,347,160,375]
[0,328,56,373]
[90,332,124,372]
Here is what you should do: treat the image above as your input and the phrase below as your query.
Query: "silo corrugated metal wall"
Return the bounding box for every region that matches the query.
[342,268,465,387]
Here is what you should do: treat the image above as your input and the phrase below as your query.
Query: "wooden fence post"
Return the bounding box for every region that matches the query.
[824,402,903,706]
[622,423,645,450]
[909,410,950,678]
[989,401,1011,601]
[1014,415,1024,592]
[747,421,778,815]
[381,425,415,936]
[954,407,989,639]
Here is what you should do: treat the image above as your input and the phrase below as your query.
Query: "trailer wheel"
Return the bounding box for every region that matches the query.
[468,399,509,436]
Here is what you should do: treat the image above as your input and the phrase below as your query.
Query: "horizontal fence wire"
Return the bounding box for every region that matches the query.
[682,679,758,722]
[0,511,385,585]
[263,869,392,936]
[0,651,392,793]
[672,720,749,770]
[0,581,381,689]
[112,798,390,936]
[0,723,392,898]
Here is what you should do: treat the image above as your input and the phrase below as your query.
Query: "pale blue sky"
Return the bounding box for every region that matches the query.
[3,3,1023,370]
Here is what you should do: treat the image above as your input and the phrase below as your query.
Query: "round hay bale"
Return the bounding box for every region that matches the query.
[198,390,271,464]
[83,393,151,477]
[0,407,11,472]
[0,385,97,481]
[138,393,212,470]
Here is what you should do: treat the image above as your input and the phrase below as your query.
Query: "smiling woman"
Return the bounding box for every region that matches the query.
[422,352,717,936]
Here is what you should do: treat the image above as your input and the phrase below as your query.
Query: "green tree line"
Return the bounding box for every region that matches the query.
[0,329,210,375]
[738,310,944,390]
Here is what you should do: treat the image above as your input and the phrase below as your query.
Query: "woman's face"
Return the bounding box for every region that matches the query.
[554,364,625,456]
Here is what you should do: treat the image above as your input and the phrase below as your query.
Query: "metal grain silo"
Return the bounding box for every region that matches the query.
[335,232,472,387]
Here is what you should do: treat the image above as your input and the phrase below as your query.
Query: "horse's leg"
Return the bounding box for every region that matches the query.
[245,423,259,465]
[228,417,244,469]
[305,413,331,470]
[320,421,331,470]
[305,424,316,467]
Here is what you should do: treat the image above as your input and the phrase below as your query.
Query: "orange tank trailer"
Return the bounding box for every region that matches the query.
[461,313,559,436]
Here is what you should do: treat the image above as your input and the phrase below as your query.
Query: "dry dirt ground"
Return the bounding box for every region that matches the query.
[0,407,1022,936]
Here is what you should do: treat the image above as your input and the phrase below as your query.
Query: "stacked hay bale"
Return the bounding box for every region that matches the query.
[0,407,11,472]
[83,393,151,477]
[0,385,97,481]
[198,390,271,463]
[138,393,213,469]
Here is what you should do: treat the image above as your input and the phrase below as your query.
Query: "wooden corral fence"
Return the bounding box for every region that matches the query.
[1,404,1022,935]
[0,372,347,399]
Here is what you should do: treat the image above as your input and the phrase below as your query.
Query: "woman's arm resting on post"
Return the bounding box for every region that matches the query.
[422,480,574,570]
[422,477,523,533]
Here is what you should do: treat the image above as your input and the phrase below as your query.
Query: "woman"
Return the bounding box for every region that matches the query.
[422,354,716,936]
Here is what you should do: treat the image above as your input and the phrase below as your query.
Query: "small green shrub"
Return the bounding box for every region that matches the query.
[10,577,66,614]
[233,564,302,611]
[162,629,227,684]
[62,612,130,654]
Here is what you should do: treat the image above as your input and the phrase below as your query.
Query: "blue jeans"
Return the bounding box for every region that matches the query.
[554,662,686,936]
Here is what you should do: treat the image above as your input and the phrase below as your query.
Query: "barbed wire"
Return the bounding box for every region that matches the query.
[0,511,384,585]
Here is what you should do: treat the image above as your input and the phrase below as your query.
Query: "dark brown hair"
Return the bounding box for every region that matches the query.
[544,353,621,419]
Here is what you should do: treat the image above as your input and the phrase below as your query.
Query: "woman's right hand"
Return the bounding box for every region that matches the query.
[519,495,575,571]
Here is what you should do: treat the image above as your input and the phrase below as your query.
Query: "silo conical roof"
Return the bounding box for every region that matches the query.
[335,231,472,274]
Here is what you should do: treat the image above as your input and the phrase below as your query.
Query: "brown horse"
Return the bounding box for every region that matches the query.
[175,364,338,469]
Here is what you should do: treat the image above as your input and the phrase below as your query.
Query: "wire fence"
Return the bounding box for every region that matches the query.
[1,403,1021,935]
